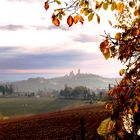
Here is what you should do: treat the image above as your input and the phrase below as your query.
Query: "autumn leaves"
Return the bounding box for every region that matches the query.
[44,0,129,27]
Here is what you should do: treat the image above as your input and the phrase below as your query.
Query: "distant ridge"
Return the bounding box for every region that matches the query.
[11,70,120,92]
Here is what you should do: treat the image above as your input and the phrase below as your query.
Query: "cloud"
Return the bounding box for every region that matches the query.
[31,26,48,31]
[0,49,95,70]
[0,24,27,31]
[6,0,36,3]
[0,46,123,81]
[47,25,72,31]
[31,25,70,31]
[73,34,101,43]
[0,46,18,52]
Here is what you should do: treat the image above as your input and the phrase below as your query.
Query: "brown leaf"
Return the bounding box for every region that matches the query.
[108,20,112,26]
[95,1,103,9]
[96,14,100,24]
[67,15,74,27]
[44,1,49,11]
[100,40,109,52]
[79,15,84,25]
[129,1,135,8]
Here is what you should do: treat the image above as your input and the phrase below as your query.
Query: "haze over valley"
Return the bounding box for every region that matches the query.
[10,70,120,93]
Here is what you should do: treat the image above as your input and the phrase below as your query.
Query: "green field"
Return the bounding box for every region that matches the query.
[0,97,88,117]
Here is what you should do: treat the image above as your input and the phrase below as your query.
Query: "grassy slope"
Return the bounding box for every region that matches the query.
[0,97,87,117]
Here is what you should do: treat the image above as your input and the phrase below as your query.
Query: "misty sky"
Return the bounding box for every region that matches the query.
[0,0,124,81]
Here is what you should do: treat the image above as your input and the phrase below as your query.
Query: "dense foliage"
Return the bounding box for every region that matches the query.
[60,85,92,99]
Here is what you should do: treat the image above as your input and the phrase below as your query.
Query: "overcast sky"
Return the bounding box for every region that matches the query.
[0,0,124,81]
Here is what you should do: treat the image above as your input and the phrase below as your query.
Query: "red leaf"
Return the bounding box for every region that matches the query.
[67,15,74,27]
[44,1,49,11]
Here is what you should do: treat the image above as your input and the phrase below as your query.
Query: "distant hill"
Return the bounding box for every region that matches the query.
[11,71,120,93]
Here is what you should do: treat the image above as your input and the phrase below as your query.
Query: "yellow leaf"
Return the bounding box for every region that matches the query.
[54,0,61,5]
[119,69,125,76]
[97,118,116,136]
[111,2,117,11]
[97,118,111,136]
[103,2,108,10]
[128,108,133,114]
[134,103,139,113]
[84,8,89,16]
[103,48,110,60]
[88,13,94,22]
[80,8,85,14]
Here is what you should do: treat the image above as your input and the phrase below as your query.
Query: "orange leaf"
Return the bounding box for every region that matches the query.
[79,15,84,25]
[67,15,74,27]
[133,28,140,36]
[53,18,60,26]
[117,2,124,14]
[119,3,124,14]
[119,69,125,76]
[100,40,110,60]
[44,1,49,11]
[138,96,140,103]
[134,45,140,51]
[73,15,79,24]
[115,33,121,40]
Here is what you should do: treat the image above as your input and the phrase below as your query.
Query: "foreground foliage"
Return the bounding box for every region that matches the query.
[44,0,140,139]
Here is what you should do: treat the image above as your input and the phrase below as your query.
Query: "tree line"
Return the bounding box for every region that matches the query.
[0,84,14,96]
[59,85,107,100]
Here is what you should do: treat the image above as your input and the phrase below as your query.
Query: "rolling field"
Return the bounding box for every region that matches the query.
[0,97,89,117]
[0,104,109,140]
